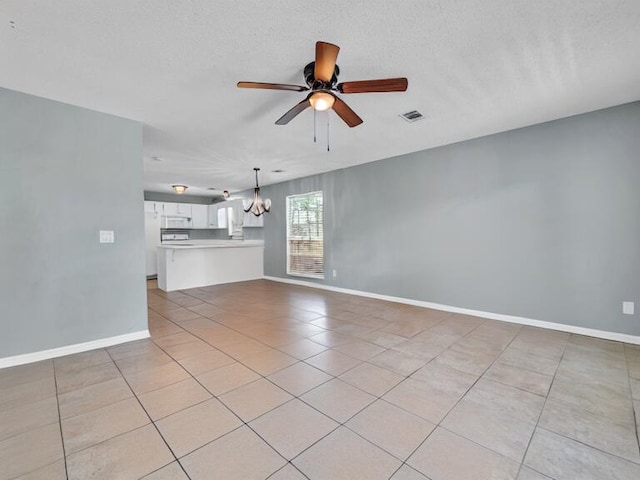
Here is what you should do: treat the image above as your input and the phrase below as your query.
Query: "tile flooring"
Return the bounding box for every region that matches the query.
[1,279,640,479]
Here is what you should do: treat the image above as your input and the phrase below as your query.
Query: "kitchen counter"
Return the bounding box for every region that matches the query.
[158,240,264,249]
[157,240,264,292]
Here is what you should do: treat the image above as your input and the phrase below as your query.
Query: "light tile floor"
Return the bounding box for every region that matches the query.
[1,279,640,479]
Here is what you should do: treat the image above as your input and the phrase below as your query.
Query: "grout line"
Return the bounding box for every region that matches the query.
[144,320,299,472]
[515,335,570,478]
[535,424,640,467]
[148,282,640,477]
[150,292,349,400]
[623,345,640,458]
[149,295,389,471]
[265,462,311,479]
[51,362,70,480]
[391,323,537,474]
[157,286,522,474]
[105,349,192,480]
[522,337,640,466]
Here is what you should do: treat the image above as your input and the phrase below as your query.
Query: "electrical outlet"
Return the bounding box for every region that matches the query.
[622,301,634,315]
[99,230,115,244]
[332,269,337,278]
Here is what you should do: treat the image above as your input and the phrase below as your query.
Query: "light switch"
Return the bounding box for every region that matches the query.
[99,230,115,244]
[623,301,634,315]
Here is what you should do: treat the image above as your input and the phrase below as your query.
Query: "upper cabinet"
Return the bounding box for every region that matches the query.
[208,203,232,229]
[162,202,192,217]
[145,199,261,229]
[208,201,243,230]
[226,199,245,236]
[144,201,160,215]
[206,199,265,228]
[208,204,223,228]
[161,202,177,216]
[176,203,192,217]
[191,204,209,229]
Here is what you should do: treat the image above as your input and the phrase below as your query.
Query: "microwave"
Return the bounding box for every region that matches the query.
[161,216,192,229]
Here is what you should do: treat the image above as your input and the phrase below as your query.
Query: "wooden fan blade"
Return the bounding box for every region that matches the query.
[331,95,363,128]
[275,98,311,125]
[337,78,408,94]
[314,42,340,83]
[237,81,309,92]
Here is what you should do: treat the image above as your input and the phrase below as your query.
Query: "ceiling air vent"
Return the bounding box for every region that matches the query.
[400,110,426,123]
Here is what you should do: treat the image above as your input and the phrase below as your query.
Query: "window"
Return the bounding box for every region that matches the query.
[287,191,324,278]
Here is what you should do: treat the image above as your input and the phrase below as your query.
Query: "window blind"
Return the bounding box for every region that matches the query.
[286,191,324,278]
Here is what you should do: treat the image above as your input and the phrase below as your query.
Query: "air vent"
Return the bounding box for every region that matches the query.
[400,110,426,123]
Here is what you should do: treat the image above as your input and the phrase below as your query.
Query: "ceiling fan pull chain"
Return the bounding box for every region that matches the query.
[327,113,330,152]
[313,109,317,143]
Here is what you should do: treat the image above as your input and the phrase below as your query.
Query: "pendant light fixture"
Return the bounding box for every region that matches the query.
[244,168,271,217]
[172,184,188,194]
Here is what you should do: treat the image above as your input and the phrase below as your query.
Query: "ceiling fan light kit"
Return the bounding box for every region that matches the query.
[309,91,335,111]
[237,41,408,129]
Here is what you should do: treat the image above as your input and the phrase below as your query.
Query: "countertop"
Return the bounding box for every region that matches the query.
[158,240,264,250]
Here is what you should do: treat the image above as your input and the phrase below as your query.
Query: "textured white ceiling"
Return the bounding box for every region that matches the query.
[2,1,639,196]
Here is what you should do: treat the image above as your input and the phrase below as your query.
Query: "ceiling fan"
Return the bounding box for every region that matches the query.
[237,41,408,128]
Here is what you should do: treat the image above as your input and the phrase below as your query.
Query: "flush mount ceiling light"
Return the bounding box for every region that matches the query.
[244,168,271,217]
[172,184,188,194]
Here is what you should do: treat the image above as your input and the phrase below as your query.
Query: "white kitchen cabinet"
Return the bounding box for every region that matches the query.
[208,204,219,228]
[144,201,160,214]
[218,208,228,229]
[176,203,192,216]
[207,205,214,227]
[161,202,176,216]
[144,210,161,277]
[208,203,232,228]
[162,202,192,217]
[191,204,209,229]
[144,201,162,276]
[226,199,245,236]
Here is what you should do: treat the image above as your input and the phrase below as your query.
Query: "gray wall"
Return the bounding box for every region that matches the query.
[263,102,640,336]
[0,88,148,358]
[144,191,216,205]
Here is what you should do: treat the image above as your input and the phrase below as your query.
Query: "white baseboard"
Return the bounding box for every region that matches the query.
[264,276,640,346]
[0,330,151,369]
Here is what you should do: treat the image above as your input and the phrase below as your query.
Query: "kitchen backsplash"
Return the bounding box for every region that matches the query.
[186,228,264,241]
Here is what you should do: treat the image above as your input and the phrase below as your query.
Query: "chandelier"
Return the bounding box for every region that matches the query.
[244,168,271,217]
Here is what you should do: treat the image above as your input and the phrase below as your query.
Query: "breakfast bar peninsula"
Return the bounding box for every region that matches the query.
[157,240,264,292]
